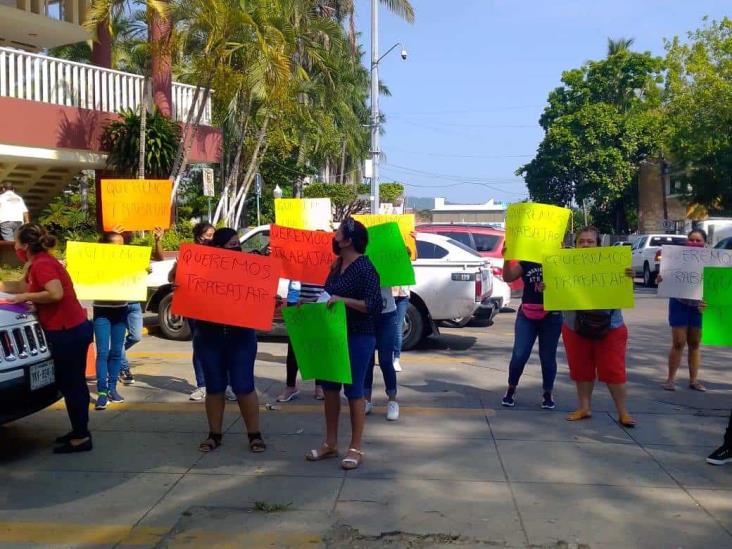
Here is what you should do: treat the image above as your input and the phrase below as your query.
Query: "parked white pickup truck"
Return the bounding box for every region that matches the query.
[0,295,58,425]
[146,226,492,350]
[631,233,688,287]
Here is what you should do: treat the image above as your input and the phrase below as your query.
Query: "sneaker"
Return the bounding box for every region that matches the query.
[119,370,135,385]
[501,393,515,408]
[541,392,556,410]
[364,400,373,415]
[276,387,300,402]
[706,445,732,466]
[386,401,400,421]
[108,389,125,403]
[225,386,237,401]
[95,394,108,410]
[189,387,206,401]
[393,358,402,373]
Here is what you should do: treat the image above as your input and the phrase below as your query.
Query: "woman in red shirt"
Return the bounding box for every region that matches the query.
[0,224,93,453]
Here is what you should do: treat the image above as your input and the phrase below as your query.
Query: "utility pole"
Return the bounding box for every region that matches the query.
[370,0,380,214]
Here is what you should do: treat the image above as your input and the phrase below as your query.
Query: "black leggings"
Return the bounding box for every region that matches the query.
[286,341,298,387]
[725,410,732,448]
[45,321,94,438]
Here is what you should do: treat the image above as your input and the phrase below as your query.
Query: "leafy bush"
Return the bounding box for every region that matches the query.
[130,222,195,251]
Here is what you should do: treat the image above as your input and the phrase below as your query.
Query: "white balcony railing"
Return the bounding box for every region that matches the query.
[0,46,212,125]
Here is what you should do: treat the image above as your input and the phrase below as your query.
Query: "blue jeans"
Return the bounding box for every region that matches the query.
[120,302,143,372]
[364,311,398,398]
[194,322,257,395]
[394,297,409,358]
[188,319,206,388]
[507,309,563,392]
[320,333,376,400]
[94,307,129,394]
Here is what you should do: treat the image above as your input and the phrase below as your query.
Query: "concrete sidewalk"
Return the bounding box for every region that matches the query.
[1,293,731,547]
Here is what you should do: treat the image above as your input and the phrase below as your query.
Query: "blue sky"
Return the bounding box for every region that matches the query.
[354,0,729,205]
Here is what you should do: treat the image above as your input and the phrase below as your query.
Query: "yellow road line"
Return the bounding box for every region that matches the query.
[49,400,488,415]
[126,351,476,364]
[0,522,323,547]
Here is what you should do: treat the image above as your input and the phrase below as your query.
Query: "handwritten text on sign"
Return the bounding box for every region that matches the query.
[269,224,335,285]
[282,302,352,384]
[658,246,732,301]
[702,266,732,347]
[352,214,417,260]
[100,179,172,231]
[542,247,634,310]
[504,203,570,263]
[66,241,151,301]
[171,244,282,331]
[274,198,332,230]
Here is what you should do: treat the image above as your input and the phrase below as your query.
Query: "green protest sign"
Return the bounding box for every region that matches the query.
[282,301,352,383]
[365,222,416,286]
[542,247,634,310]
[702,266,732,347]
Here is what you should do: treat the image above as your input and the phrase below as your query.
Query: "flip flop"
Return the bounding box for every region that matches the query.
[661,382,676,391]
[306,444,338,462]
[689,382,707,392]
[566,410,592,422]
[619,414,636,428]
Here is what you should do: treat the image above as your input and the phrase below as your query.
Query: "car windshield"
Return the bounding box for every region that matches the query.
[473,233,501,252]
[649,236,687,246]
[446,239,482,257]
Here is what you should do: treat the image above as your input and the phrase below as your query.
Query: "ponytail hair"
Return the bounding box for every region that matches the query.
[16,223,57,254]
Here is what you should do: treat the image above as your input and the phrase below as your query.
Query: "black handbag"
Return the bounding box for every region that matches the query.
[574,310,612,340]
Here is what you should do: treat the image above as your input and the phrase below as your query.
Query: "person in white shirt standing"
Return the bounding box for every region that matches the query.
[0,185,29,241]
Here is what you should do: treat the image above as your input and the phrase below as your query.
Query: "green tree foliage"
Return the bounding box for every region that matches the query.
[665,17,732,211]
[101,108,181,177]
[517,43,665,233]
[379,182,405,205]
[303,182,367,220]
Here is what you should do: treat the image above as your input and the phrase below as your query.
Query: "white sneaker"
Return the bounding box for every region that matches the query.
[225,386,237,401]
[189,387,206,401]
[364,400,373,415]
[393,358,402,372]
[386,401,400,421]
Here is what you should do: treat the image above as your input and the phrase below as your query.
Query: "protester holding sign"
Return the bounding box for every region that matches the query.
[658,229,708,392]
[0,224,93,453]
[92,232,131,410]
[192,228,265,454]
[501,255,563,410]
[306,218,382,471]
[561,227,636,427]
[364,287,401,421]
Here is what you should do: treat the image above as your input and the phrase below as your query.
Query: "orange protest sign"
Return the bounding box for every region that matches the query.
[269,224,335,285]
[100,179,172,231]
[171,244,282,331]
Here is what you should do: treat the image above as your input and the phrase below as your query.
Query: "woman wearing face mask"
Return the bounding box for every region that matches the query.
[562,226,636,427]
[92,231,129,410]
[194,228,265,454]
[306,218,382,470]
[0,224,93,453]
[659,229,708,392]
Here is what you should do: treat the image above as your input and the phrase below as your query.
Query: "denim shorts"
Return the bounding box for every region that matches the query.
[668,298,702,329]
[320,333,376,400]
[194,322,257,395]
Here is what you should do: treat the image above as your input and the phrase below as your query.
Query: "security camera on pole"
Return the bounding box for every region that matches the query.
[370,0,407,214]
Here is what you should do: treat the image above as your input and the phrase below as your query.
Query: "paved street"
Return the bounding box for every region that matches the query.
[1,290,731,548]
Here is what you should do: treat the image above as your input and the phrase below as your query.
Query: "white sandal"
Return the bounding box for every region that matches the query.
[341,448,364,470]
[305,444,338,461]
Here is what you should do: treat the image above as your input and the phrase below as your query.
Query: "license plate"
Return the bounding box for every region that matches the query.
[30,360,55,391]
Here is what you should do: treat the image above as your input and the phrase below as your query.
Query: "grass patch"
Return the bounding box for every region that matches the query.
[253,501,292,513]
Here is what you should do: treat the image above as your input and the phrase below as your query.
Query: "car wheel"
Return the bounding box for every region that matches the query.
[443,316,472,328]
[642,262,656,287]
[401,303,424,351]
[158,293,191,341]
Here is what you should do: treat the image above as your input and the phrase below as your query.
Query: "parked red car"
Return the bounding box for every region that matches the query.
[416,223,523,292]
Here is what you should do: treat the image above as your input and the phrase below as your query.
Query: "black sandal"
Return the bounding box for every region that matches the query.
[53,437,93,454]
[248,432,266,453]
[199,432,222,453]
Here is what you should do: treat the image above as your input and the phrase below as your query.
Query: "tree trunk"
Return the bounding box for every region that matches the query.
[226,116,270,226]
[339,140,347,184]
[150,3,172,117]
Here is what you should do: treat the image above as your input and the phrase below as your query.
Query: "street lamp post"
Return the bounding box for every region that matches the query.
[370,0,407,214]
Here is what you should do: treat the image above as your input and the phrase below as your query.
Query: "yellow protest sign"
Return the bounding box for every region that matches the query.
[274,198,332,230]
[352,214,417,260]
[65,242,152,301]
[542,247,634,310]
[504,203,570,263]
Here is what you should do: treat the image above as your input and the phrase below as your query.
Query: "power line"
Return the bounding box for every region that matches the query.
[384,163,525,184]
[391,105,545,116]
[385,147,534,159]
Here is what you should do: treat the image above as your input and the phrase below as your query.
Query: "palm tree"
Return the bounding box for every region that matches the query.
[607,37,635,56]
[319,0,415,49]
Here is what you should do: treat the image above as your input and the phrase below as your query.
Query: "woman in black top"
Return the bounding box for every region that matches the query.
[501,253,563,410]
[306,217,382,470]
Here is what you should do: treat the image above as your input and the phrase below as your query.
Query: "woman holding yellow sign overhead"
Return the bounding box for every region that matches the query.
[561,226,636,427]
